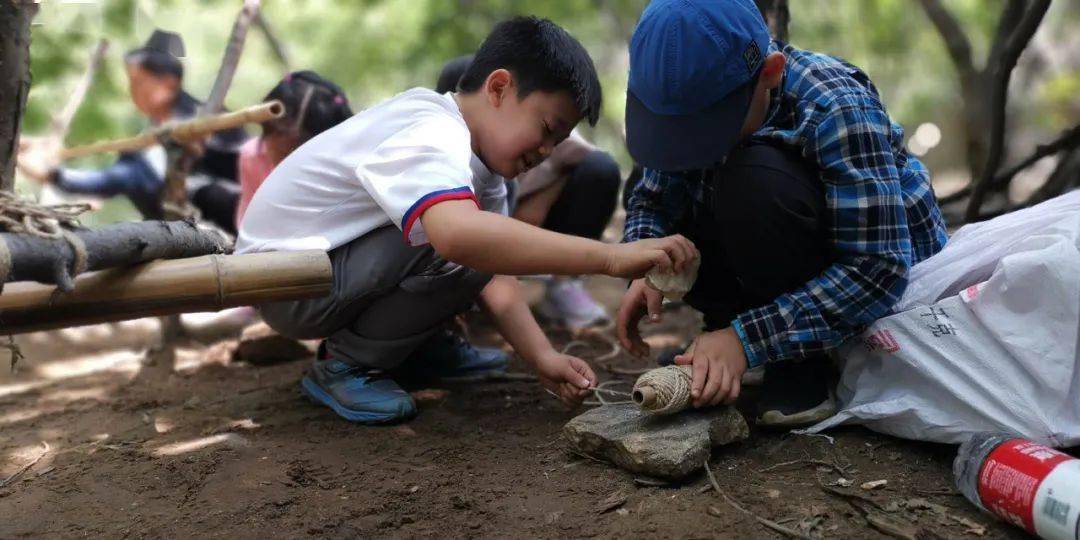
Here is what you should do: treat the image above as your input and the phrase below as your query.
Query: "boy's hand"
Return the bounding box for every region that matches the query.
[535,351,598,408]
[604,235,697,279]
[616,278,665,358]
[674,328,747,407]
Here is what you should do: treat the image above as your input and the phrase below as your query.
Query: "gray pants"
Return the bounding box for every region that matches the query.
[258,226,492,369]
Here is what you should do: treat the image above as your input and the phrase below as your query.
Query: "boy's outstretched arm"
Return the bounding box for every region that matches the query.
[479,275,597,407]
[422,199,697,279]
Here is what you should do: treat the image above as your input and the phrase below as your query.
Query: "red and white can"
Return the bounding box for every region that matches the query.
[956,433,1080,539]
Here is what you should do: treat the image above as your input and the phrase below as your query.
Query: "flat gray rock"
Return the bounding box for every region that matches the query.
[563,403,749,479]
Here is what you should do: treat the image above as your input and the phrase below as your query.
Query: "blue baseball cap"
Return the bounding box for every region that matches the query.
[626,0,771,170]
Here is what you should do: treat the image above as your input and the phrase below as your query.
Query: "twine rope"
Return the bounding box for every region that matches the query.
[0,191,89,238]
[632,364,694,415]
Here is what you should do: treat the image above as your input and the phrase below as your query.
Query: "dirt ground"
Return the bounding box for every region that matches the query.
[0,275,1023,539]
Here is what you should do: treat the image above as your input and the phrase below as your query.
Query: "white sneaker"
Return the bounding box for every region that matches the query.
[537,278,610,331]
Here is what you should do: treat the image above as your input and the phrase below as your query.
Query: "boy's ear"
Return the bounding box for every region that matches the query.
[760,52,786,90]
[484,68,513,108]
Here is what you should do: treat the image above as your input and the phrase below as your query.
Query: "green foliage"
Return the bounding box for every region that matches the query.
[20,0,1078,206]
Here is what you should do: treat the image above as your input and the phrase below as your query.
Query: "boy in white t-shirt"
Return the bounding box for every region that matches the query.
[237,16,697,424]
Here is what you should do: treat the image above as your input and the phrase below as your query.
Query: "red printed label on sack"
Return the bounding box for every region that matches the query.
[961,282,986,302]
[864,329,900,354]
[976,439,1073,534]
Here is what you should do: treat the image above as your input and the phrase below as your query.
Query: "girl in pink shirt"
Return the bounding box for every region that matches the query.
[236,71,353,227]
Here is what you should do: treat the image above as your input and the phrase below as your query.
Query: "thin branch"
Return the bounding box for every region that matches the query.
[987,0,1025,68]
[704,458,812,539]
[758,458,849,476]
[0,441,49,488]
[917,0,975,77]
[1012,147,1080,211]
[49,38,108,141]
[993,123,1080,188]
[965,0,1052,222]
[202,0,261,116]
[946,123,1080,208]
[253,11,291,73]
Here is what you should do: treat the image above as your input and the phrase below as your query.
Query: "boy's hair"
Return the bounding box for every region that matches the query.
[262,70,354,143]
[436,55,473,94]
[458,16,602,126]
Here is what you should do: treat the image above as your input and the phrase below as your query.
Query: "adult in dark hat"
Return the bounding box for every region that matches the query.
[31,29,248,234]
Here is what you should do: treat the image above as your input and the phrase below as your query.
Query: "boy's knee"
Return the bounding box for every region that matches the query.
[712,143,823,226]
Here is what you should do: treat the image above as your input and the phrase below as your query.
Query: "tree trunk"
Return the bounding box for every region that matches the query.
[959,75,991,187]
[964,0,1052,222]
[0,1,38,192]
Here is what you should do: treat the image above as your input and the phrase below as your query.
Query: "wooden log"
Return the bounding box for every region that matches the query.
[0,220,230,292]
[0,1,39,192]
[0,250,331,335]
[59,101,283,161]
[203,0,261,115]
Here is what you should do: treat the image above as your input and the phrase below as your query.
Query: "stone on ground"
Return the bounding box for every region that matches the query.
[563,403,748,479]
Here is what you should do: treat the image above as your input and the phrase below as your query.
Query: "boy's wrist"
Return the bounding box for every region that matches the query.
[522,344,559,368]
[592,242,617,276]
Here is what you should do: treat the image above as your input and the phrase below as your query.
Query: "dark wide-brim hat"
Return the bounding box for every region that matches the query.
[132,29,186,59]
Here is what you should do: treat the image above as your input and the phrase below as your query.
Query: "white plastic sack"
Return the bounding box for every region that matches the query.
[806,191,1080,446]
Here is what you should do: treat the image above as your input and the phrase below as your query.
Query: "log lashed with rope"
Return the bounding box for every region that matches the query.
[0,219,229,292]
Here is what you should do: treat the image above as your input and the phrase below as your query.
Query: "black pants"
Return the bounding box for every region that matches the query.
[679,143,830,332]
[541,150,620,240]
[190,181,240,236]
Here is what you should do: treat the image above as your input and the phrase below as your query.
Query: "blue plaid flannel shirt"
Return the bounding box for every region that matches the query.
[624,42,949,367]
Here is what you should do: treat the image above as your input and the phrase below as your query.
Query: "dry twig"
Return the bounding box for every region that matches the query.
[0,441,49,488]
[758,458,849,476]
[704,458,812,539]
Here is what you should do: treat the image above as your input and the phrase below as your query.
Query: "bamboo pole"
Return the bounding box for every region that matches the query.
[0,250,331,334]
[59,101,283,161]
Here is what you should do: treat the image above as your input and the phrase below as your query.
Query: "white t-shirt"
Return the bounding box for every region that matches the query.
[235,88,507,254]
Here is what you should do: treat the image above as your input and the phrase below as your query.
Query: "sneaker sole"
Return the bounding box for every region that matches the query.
[757,395,837,429]
[300,377,416,424]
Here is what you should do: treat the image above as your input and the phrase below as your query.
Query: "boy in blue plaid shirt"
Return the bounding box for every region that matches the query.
[616,0,948,426]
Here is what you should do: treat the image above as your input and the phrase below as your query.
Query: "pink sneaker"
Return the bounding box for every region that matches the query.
[538,278,610,331]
